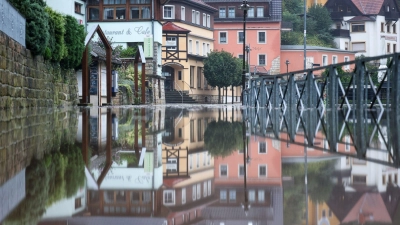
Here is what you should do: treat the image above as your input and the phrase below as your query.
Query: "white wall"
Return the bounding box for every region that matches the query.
[45,0,85,24]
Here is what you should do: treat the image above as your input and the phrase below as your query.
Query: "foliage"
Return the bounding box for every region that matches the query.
[204,120,243,157]
[283,0,303,15]
[232,58,244,87]
[60,142,85,197]
[45,7,66,62]
[60,15,85,69]
[9,0,50,56]
[115,45,137,58]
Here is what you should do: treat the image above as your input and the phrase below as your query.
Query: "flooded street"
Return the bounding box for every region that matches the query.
[0,105,399,225]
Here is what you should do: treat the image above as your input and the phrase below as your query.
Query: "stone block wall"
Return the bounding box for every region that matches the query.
[0,108,78,186]
[0,31,79,109]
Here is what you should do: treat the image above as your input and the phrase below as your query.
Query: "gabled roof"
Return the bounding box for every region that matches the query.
[162,21,191,33]
[351,0,385,15]
[346,15,375,22]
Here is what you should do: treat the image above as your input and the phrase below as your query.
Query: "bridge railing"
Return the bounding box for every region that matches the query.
[243,53,400,114]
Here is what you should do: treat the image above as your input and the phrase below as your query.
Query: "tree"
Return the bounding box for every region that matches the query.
[204,50,240,103]
[232,58,244,103]
[204,120,243,157]
[60,15,85,69]
[306,4,334,45]
[44,7,66,62]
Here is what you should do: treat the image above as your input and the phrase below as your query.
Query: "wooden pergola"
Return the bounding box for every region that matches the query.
[79,25,112,106]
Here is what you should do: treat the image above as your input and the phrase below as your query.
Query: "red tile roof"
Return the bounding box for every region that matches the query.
[162,22,191,33]
[351,0,384,15]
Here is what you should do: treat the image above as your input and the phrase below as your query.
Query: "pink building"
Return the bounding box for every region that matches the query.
[204,0,282,75]
[281,45,356,75]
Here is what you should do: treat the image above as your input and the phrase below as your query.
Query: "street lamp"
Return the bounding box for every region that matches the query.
[285,59,290,73]
[240,0,250,105]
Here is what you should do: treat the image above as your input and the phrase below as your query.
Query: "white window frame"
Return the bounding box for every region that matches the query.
[203,43,206,56]
[197,183,201,199]
[181,6,185,21]
[248,190,256,202]
[203,13,206,26]
[229,190,236,202]
[166,37,177,50]
[192,185,196,201]
[196,41,199,55]
[345,135,350,152]
[192,10,196,23]
[219,31,227,44]
[258,141,267,153]
[203,182,207,197]
[188,39,193,54]
[258,54,266,65]
[332,55,337,64]
[219,7,226,18]
[238,31,244,44]
[258,164,267,177]
[220,164,228,177]
[322,55,328,66]
[189,154,193,170]
[220,190,227,201]
[208,180,211,196]
[207,14,211,28]
[206,43,210,54]
[228,6,235,18]
[344,56,350,70]
[196,11,200,25]
[258,190,265,202]
[196,153,199,168]
[163,5,175,19]
[163,190,175,205]
[238,164,245,177]
[257,31,266,44]
[248,7,254,17]
[182,187,186,204]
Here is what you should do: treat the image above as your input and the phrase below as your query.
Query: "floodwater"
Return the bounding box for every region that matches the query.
[0,105,399,225]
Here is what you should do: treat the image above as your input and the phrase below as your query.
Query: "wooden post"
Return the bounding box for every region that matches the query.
[142,62,146,104]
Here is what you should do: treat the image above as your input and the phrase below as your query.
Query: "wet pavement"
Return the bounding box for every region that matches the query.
[0,105,399,225]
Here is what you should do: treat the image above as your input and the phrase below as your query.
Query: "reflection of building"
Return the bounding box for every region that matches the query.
[204,135,283,225]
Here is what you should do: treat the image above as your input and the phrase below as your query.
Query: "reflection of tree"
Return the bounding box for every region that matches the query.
[114,109,142,149]
[283,160,336,225]
[204,121,243,157]
[4,143,85,225]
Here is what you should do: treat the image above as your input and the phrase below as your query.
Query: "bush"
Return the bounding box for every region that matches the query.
[60,15,85,69]
[45,7,66,62]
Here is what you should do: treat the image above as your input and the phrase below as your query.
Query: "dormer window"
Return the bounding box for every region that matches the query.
[387,5,390,12]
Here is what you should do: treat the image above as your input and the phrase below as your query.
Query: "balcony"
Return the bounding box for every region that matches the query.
[329,11,353,21]
[331,29,350,37]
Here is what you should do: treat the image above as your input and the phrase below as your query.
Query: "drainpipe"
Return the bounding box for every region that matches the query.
[152,0,155,75]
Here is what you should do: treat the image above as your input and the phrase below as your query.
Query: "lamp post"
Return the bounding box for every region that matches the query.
[285,59,290,73]
[303,0,307,70]
[240,0,250,105]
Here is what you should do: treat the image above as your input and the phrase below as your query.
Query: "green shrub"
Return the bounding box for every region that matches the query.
[60,15,85,69]
[45,7,66,62]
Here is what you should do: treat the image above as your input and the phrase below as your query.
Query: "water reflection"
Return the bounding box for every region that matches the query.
[0,106,400,225]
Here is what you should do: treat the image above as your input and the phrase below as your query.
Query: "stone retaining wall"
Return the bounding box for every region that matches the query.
[0,31,79,109]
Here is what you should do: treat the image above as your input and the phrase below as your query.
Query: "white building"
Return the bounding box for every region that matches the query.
[325,0,400,60]
[44,0,86,25]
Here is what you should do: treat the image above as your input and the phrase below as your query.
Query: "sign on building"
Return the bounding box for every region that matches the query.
[0,0,26,47]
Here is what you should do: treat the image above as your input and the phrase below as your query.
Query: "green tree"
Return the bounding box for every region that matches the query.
[306,4,334,45]
[204,50,239,103]
[60,15,85,69]
[204,120,243,157]
[45,7,66,62]
[9,0,50,56]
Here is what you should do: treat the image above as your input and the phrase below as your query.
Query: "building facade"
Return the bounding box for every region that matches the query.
[204,0,282,76]
[326,0,400,61]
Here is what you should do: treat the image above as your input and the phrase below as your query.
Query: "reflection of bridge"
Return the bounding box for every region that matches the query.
[243,53,400,167]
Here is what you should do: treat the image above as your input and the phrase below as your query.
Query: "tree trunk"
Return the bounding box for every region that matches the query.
[232,86,234,104]
[218,87,221,104]
[225,87,227,104]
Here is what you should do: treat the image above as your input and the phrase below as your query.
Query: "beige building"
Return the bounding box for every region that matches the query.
[161,0,241,103]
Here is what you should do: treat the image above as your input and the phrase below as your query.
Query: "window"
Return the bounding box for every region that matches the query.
[189,154,192,169]
[196,11,200,24]
[192,10,196,23]
[352,42,366,52]
[104,0,126,3]
[394,44,397,53]
[353,175,367,184]
[344,56,350,70]
[220,165,228,177]
[203,43,206,56]
[238,54,243,59]
[190,119,195,141]
[381,22,385,32]
[207,14,211,28]
[345,135,350,151]
[197,183,201,199]
[229,190,236,202]
[336,23,341,29]
[383,175,386,185]
[351,23,365,32]
[228,7,235,18]
[248,190,255,202]
[89,7,100,20]
[248,7,254,17]
[393,24,397,33]
[259,142,267,153]
[104,6,126,20]
[345,42,349,50]
[196,153,199,168]
[203,13,207,26]
[219,32,227,43]
[387,43,391,53]
[188,40,192,53]
[182,188,186,204]
[389,175,393,183]
[192,185,196,200]
[258,190,265,202]
[258,54,266,65]
[219,7,226,18]
[258,31,266,43]
[208,180,211,195]
[395,174,398,184]
[75,2,82,14]
[197,67,203,89]
[163,190,175,205]
[239,165,244,176]
[166,37,177,50]
[322,55,328,66]
[75,197,82,209]
[387,22,391,33]
[196,41,199,54]
[206,43,210,54]
[332,55,337,64]
[238,31,244,43]
[256,7,264,17]
[203,182,207,197]
[163,5,174,19]
[181,6,185,20]
[220,190,227,201]
[259,165,267,177]
[131,6,150,19]
[190,66,195,87]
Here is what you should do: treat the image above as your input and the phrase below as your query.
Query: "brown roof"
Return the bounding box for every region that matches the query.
[346,15,375,22]
[189,0,217,11]
[351,0,385,15]
[162,22,191,33]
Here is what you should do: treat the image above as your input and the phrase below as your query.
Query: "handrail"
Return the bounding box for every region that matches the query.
[182,80,193,94]
[174,81,184,104]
